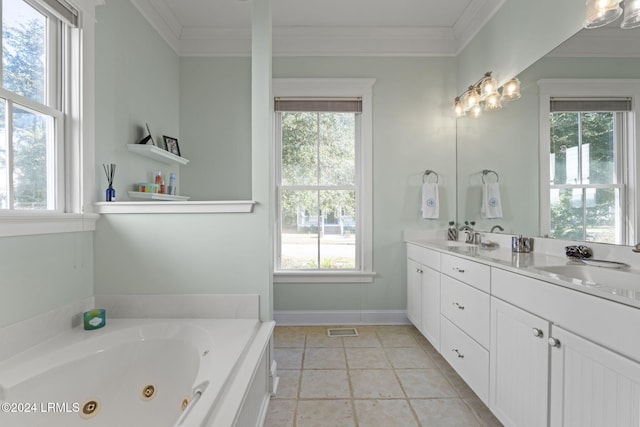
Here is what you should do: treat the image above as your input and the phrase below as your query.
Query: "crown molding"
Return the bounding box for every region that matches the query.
[454,0,506,54]
[130,0,181,53]
[547,27,640,58]
[131,0,489,57]
[271,26,456,57]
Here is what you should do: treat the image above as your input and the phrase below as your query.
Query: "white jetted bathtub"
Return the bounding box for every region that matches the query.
[0,318,274,427]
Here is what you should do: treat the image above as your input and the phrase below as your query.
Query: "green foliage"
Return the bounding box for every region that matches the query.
[2,13,49,209]
[3,16,45,102]
[279,111,358,269]
[280,112,357,228]
[549,112,618,242]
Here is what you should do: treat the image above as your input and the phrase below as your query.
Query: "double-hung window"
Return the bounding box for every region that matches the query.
[1,0,75,211]
[274,79,375,283]
[539,80,639,245]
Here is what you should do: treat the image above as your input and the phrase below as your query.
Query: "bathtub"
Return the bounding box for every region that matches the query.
[0,318,275,427]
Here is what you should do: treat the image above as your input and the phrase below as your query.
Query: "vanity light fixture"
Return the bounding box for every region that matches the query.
[501,78,521,101]
[453,72,520,118]
[454,96,465,117]
[584,0,640,29]
[621,0,640,28]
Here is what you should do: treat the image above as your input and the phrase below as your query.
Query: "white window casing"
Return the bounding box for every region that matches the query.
[0,0,102,237]
[538,79,639,245]
[273,78,375,283]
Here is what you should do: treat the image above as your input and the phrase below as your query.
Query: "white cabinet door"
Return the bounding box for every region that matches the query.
[490,297,550,427]
[420,265,440,350]
[407,258,422,328]
[549,326,640,427]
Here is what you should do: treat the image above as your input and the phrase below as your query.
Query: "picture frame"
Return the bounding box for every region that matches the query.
[163,136,181,157]
[138,123,156,146]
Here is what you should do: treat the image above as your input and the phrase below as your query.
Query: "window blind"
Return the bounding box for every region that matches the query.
[550,97,632,112]
[36,0,79,27]
[274,97,362,113]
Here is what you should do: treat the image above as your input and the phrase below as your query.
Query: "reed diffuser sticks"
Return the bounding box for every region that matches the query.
[103,163,116,201]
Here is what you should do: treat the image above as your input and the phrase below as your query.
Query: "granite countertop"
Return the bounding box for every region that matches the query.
[406,238,640,310]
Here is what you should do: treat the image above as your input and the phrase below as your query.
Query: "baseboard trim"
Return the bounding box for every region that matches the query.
[273,310,410,326]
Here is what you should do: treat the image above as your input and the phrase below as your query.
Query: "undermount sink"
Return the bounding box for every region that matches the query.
[536,264,639,292]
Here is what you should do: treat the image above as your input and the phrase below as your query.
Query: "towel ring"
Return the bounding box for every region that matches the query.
[482,169,499,184]
[423,170,439,184]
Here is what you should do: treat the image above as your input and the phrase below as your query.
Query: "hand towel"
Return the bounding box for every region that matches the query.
[481,182,503,219]
[421,182,439,219]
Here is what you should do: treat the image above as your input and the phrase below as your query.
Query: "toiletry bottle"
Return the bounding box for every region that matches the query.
[447,221,458,241]
[154,170,162,185]
[168,173,176,195]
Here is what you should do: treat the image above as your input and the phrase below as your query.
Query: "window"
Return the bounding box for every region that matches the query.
[539,80,639,245]
[1,0,70,211]
[273,79,375,283]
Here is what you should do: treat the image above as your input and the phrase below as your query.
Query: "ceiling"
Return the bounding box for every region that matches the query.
[131,0,506,56]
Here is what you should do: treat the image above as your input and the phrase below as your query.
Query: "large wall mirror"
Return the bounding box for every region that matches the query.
[456,25,640,247]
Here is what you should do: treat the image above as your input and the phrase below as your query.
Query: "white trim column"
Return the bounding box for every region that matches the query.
[251,0,274,320]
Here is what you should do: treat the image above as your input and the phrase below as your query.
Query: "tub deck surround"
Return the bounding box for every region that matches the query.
[94,294,261,320]
[404,232,640,309]
[0,318,275,427]
[0,297,95,362]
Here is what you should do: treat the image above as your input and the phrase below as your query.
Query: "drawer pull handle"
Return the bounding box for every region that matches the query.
[548,337,561,348]
[452,302,465,310]
[452,349,464,358]
[453,267,465,273]
[532,328,543,338]
[416,268,423,273]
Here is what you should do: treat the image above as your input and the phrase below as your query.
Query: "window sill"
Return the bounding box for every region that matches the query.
[94,200,256,214]
[0,212,99,237]
[274,271,376,284]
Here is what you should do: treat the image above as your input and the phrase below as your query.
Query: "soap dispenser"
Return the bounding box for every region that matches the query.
[447,221,458,241]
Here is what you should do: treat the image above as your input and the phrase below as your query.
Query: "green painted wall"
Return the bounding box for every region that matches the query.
[6,1,611,329]
[456,0,584,92]
[272,57,457,311]
[115,53,455,310]
[95,0,180,199]
[0,232,94,327]
[93,1,273,321]
[179,58,252,200]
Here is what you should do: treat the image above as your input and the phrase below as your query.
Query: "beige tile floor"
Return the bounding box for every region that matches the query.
[265,325,503,427]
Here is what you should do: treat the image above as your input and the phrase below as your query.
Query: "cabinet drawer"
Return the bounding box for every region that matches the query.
[407,244,440,271]
[441,316,489,404]
[440,253,490,292]
[441,275,490,349]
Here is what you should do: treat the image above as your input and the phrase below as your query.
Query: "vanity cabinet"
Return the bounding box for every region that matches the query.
[406,244,441,349]
[406,241,640,427]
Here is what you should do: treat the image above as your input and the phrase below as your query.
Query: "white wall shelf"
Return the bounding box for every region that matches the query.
[127,144,189,165]
[128,191,190,201]
[94,200,256,214]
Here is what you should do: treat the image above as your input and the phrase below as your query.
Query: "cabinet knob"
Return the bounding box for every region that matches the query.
[452,349,464,358]
[452,302,465,310]
[548,337,561,348]
[532,328,543,338]
[453,267,465,273]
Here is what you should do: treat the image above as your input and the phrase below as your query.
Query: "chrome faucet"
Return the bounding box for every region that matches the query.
[490,225,504,233]
[633,242,640,253]
[465,231,481,245]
